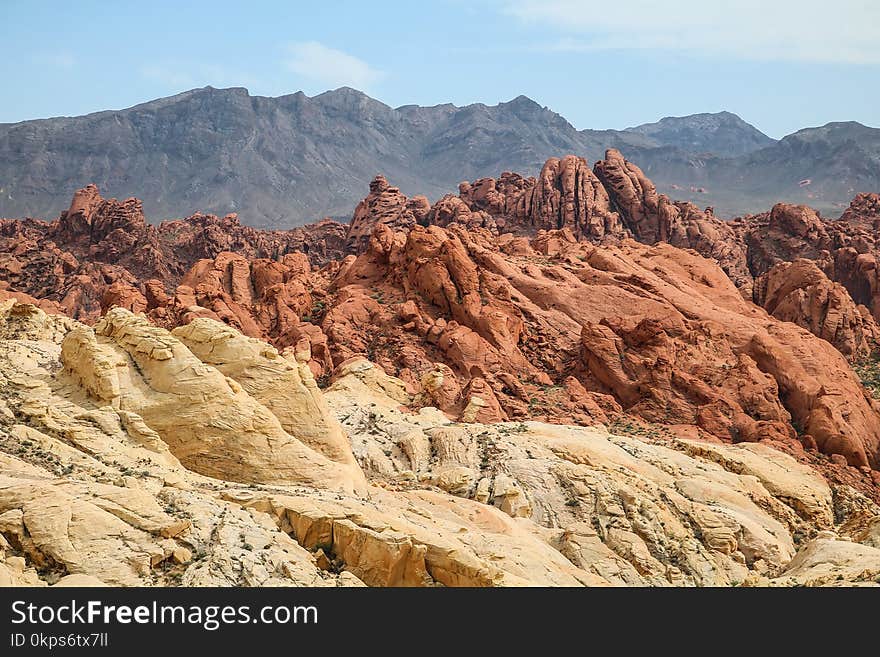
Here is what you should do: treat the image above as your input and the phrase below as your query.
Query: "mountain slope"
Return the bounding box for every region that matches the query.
[625,111,776,157]
[721,122,880,210]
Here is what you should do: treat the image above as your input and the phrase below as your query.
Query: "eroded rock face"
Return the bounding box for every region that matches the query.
[328,222,880,470]
[433,156,625,242]
[61,307,365,492]
[735,199,880,336]
[135,250,335,371]
[591,149,753,290]
[430,150,752,291]
[430,154,880,358]
[0,303,360,587]
[89,210,880,472]
[171,318,360,469]
[754,259,880,359]
[3,165,880,482]
[2,162,877,368]
[839,193,880,231]
[319,359,880,586]
[346,176,430,253]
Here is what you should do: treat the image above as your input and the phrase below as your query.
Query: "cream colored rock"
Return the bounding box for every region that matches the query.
[0,557,45,587]
[53,574,107,587]
[853,516,880,548]
[326,362,880,586]
[240,489,608,587]
[434,466,477,495]
[491,474,532,518]
[0,465,188,585]
[329,358,412,405]
[0,300,77,343]
[172,319,361,472]
[0,303,361,587]
[772,537,880,586]
[61,308,364,493]
[675,439,834,526]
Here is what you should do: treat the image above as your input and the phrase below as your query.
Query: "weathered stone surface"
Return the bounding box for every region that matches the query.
[433,156,625,242]
[3,161,880,564]
[346,176,430,253]
[323,361,880,586]
[61,307,365,492]
[754,259,880,359]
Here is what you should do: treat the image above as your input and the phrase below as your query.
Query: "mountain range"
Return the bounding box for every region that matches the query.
[0,86,877,227]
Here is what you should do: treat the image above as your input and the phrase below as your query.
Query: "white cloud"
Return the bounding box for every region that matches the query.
[284,41,385,90]
[503,0,880,64]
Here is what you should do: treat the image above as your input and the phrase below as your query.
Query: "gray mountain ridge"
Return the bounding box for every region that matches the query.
[0,86,877,227]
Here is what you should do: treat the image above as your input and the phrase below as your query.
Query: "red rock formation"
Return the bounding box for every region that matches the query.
[839,192,880,231]
[115,250,337,377]
[754,259,880,359]
[738,203,833,277]
[593,149,752,290]
[435,156,625,241]
[431,153,878,364]
[0,282,63,314]
[733,200,880,335]
[322,221,880,468]
[346,176,430,253]
[432,150,751,290]
[0,185,348,322]
[592,149,661,242]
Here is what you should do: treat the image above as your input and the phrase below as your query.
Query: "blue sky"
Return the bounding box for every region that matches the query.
[2,0,878,137]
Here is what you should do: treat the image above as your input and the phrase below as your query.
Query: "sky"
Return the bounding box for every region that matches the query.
[1,0,878,138]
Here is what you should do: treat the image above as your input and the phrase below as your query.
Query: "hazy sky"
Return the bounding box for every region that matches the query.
[2,0,878,137]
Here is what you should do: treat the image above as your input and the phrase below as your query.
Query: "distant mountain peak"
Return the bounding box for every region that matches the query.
[625,111,776,157]
[319,86,370,98]
[503,95,542,108]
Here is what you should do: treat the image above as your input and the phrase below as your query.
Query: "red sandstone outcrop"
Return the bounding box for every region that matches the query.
[433,156,625,241]
[839,192,880,231]
[0,186,348,322]
[324,221,880,468]
[754,259,880,359]
[738,203,833,277]
[591,149,752,289]
[346,175,430,253]
[432,154,879,361]
[734,200,880,334]
[432,150,751,290]
[135,204,878,469]
[101,250,335,378]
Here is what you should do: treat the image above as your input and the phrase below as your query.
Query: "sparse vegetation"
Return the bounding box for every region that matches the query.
[301,300,327,324]
[854,352,880,399]
[608,416,675,441]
